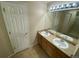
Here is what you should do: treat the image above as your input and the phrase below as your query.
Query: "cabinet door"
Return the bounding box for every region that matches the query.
[41,37,47,51]
[38,33,42,45]
[38,34,47,52]
[46,42,58,57]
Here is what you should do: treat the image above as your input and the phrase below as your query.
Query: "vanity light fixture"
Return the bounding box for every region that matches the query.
[49,2,79,12]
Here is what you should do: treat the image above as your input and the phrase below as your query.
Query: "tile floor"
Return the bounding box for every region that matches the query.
[12,45,49,58]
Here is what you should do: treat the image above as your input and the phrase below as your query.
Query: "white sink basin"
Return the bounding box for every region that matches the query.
[40,31,51,37]
[59,34,73,42]
[53,38,69,49]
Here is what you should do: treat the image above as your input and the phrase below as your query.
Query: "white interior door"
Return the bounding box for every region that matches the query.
[1,3,30,53]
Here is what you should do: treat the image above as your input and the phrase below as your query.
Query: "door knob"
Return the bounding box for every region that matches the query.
[9,32,11,34]
[25,33,28,35]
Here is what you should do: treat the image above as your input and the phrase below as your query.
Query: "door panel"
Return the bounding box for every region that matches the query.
[1,3,30,53]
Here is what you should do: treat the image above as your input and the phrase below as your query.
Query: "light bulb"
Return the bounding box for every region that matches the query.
[50,7,53,10]
[66,3,71,8]
[55,6,57,10]
[53,6,55,10]
[49,6,53,12]
[72,3,77,7]
[57,5,60,9]
[60,4,64,9]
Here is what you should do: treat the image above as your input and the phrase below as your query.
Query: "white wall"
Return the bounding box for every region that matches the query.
[28,2,53,45]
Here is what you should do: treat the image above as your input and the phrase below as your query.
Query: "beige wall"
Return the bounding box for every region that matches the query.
[0,6,13,57]
[28,2,53,45]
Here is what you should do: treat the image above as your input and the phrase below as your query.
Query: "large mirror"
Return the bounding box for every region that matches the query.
[53,10,79,39]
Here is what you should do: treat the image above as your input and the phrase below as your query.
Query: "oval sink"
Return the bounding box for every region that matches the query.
[40,31,51,37]
[59,34,73,42]
[52,38,69,49]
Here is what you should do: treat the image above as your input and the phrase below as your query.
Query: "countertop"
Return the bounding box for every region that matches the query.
[38,29,79,57]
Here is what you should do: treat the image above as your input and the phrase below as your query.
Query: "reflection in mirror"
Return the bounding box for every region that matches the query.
[52,10,79,39]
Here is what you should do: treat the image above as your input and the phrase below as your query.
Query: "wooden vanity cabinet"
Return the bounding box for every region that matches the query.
[37,32,70,58]
[46,41,69,58]
[37,33,47,51]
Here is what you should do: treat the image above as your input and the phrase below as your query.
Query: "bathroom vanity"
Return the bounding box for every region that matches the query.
[37,29,79,58]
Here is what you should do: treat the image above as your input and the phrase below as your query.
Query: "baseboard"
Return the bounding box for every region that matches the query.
[8,52,16,58]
